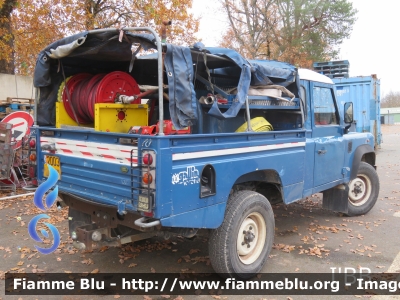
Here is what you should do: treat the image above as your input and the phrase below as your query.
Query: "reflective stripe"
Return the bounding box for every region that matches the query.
[172,142,306,161]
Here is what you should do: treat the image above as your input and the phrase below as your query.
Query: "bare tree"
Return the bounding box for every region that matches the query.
[220,0,357,67]
[220,0,279,59]
[381,91,400,108]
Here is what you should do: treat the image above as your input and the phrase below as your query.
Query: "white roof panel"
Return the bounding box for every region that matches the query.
[298,68,334,84]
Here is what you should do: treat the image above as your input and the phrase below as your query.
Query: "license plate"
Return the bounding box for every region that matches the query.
[138,195,151,212]
[44,155,61,178]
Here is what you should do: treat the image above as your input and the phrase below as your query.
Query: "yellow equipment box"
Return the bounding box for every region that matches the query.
[56,102,148,133]
[94,103,148,132]
[56,102,93,128]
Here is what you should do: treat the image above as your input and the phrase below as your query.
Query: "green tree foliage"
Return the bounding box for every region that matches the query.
[381,91,400,108]
[219,0,357,67]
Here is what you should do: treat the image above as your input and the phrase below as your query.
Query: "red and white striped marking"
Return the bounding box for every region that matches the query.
[172,141,306,161]
[40,137,137,165]
[40,138,305,164]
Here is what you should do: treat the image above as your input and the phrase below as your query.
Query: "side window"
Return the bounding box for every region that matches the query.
[313,87,338,125]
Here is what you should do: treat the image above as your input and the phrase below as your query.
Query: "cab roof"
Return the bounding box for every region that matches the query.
[298,68,334,84]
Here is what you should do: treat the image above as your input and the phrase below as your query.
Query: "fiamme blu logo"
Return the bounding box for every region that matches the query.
[28,165,60,254]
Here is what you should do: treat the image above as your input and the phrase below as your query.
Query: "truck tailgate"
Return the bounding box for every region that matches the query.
[38,130,140,208]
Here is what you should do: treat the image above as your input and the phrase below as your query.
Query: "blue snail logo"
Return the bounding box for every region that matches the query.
[28,165,60,254]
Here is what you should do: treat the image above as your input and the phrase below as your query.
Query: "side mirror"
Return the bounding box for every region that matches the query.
[344,102,353,124]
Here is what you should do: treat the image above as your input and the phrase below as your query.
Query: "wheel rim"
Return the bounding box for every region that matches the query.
[348,174,372,206]
[237,212,266,265]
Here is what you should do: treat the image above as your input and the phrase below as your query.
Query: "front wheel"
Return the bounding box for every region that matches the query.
[209,190,274,279]
[347,162,380,216]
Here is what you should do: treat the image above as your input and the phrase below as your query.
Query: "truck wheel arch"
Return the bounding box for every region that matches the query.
[234,169,282,186]
[233,169,283,204]
[350,144,375,180]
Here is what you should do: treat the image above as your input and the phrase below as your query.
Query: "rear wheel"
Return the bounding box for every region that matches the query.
[209,190,274,279]
[347,162,379,216]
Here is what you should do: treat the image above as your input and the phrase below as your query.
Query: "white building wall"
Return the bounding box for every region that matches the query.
[0,73,35,101]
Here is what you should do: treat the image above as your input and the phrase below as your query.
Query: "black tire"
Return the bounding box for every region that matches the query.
[209,190,274,279]
[347,162,379,216]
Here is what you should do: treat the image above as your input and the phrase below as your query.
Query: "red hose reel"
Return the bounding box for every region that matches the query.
[61,71,141,124]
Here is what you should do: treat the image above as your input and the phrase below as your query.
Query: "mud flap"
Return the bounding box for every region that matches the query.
[322,184,349,213]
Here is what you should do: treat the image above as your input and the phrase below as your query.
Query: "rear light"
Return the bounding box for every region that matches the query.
[140,151,155,213]
[29,166,36,178]
[142,172,153,184]
[29,139,36,148]
[29,153,37,161]
[143,153,153,165]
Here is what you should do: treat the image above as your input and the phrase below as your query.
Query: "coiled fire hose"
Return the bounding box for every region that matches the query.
[58,71,141,124]
[235,117,274,132]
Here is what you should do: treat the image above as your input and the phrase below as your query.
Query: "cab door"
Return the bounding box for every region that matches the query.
[311,83,345,187]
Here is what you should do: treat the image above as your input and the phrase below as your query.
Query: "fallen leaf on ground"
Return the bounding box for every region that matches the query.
[189,249,200,255]
[99,246,109,253]
[128,263,137,268]
[81,258,94,265]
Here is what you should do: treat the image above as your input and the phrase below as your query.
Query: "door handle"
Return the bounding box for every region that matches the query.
[318,149,327,155]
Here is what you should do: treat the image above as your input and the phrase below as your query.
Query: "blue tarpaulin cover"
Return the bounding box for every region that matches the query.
[164,44,198,128]
[33,30,158,126]
[33,30,299,128]
[192,44,299,120]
